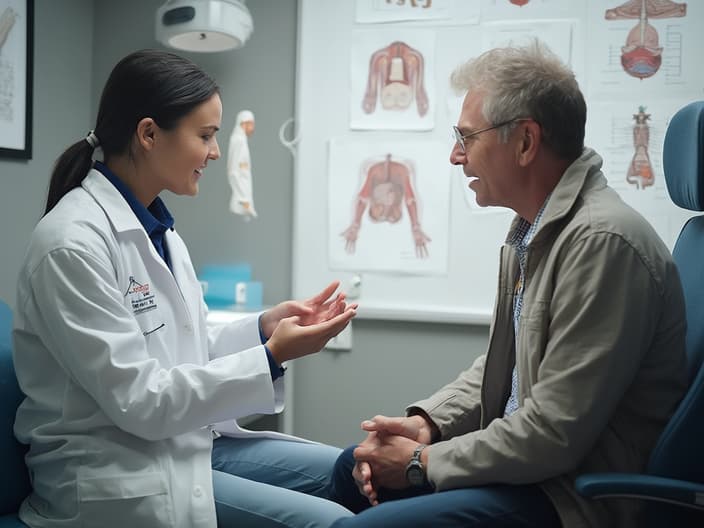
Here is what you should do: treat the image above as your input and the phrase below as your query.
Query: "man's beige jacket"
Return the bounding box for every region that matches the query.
[409,148,688,527]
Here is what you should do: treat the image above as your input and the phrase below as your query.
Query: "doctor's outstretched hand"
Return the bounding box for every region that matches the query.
[261,281,357,363]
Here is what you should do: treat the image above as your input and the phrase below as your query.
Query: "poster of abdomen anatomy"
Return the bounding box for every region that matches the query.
[588,0,703,97]
[350,30,435,130]
[586,99,697,249]
[355,0,479,24]
[328,138,450,275]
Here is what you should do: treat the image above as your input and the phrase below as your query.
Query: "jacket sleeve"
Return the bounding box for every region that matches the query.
[23,246,277,441]
[406,353,486,439]
[424,232,681,491]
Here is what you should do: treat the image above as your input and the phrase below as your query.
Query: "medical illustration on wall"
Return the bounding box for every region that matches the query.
[385,0,432,8]
[588,0,702,96]
[354,0,478,24]
[0,6,17,52]
[627,106,655,189]
[227,110,258,220]
[350,30,435,130]
[585,99,698,249]
[362,41,428,118]
[329,139,450,274]
[340,154,431,258]
[480,0,574,21]
[0,6,18,122]
[480,20,576,75]
[605,0,687,79]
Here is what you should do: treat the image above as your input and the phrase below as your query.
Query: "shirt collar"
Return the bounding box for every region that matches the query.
[508,194,552,249]
[94,161,174,236]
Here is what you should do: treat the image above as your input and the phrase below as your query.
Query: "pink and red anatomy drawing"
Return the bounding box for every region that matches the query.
[362,41,429,117]
[341,154,431,258]
[626,106,655,190]
[605,0,687,79]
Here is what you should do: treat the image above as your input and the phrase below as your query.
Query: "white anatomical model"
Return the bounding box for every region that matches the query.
[227,110,258,219]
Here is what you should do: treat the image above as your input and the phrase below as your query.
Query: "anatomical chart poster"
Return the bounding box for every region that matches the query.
[350,30,436,130]
[328,138,450,274]
[586,0,704,98]
[355,0,479,24]
[586,99,697,250]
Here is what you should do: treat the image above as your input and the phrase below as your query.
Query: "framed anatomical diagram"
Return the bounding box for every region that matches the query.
[605,0,687,79]
[350,30,435,130]
[328,138,450,274]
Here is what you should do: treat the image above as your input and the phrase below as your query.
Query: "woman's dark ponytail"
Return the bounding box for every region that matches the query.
[44,137,96,215]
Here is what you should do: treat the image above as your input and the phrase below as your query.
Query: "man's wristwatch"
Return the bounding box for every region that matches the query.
[405,444,429,487]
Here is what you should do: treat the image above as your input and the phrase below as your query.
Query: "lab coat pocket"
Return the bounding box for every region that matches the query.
[78,472,174,527]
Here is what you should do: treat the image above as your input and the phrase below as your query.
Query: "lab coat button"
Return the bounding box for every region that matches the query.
[184,323,193,333]
[193,485,203,498]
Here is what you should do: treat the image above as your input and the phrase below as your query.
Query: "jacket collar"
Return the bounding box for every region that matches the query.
[81,168,145,234]
[505,147,606,246]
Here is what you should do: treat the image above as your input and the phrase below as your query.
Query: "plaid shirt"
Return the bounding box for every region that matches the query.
[503,196,550,416]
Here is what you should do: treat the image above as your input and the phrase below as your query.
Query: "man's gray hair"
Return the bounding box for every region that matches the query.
[450,39,586,160]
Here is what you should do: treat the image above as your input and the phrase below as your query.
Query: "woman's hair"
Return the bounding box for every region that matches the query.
[450,39,586,161]
[44,49,219,214]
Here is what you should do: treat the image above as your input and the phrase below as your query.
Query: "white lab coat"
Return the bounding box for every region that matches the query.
[12,169,294,527]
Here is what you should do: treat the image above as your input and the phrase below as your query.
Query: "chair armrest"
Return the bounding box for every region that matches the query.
[575,473,704,511]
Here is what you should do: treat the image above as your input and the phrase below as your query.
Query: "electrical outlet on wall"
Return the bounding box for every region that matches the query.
[325,321,353,350]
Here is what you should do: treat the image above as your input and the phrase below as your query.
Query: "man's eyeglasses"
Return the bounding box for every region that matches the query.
[452,118,528,153]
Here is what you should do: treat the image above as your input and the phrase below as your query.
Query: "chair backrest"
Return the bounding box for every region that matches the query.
[0,299,31,515]
[647,101,704,486]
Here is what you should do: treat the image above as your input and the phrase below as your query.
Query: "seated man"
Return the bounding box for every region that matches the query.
[327,40,688,528]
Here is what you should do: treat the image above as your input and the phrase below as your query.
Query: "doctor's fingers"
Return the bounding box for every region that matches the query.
[323,296,355,319]
[297,310,356,351]
[269,312,353,361]
[317,308,356,338]
[304,280,341,306]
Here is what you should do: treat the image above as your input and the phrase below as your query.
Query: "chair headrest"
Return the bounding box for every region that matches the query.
[664,101,704,211]
[0,299,11,352]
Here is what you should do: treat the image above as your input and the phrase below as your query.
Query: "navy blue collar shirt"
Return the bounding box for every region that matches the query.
[94,161,175,272]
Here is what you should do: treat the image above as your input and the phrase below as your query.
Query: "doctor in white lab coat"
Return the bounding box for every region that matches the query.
[12,49,355,528]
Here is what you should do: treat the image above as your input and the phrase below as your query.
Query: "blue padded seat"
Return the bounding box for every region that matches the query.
[575,101,704,526]
[0,299,30,526]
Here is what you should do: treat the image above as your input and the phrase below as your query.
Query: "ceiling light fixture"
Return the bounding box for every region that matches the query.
[155,0,253,53]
